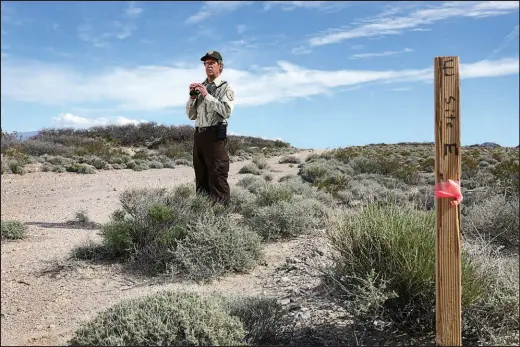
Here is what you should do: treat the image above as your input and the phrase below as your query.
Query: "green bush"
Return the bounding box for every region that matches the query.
[252,155,269,169]
[325,204,488,331]
[279,155,301,164]
[239,163,261,175]
[1,220,28,241]
[247,200,316,241]
[69,291,246,346]
[95,186,263,281]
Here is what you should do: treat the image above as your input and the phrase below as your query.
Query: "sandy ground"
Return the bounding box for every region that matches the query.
[1,149,326,346]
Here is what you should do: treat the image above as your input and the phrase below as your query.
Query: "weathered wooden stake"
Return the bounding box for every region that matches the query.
[434,56,462,346]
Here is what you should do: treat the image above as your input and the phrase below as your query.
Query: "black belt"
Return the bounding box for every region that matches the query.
[195,125,217,133]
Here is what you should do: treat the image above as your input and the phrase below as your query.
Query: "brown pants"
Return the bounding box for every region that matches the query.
[193,127,230,204]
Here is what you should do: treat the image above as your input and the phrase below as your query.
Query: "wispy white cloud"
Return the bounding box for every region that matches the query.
[487,24,520,59]
[1,1,31,27]
[349,48,414,59]
[125,1,143,19]
[391,87,412,92]
[309,1,519,47]
[263,1,352,13]
[186,1,252,24]
[291,45,312,55]
[1,57,518,112]
[52,113,148,129]
[77,1,142,47]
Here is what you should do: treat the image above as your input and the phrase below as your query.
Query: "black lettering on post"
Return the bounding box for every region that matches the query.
[443,59,454,77]
[444,143,459,156]
[444,96,456,104]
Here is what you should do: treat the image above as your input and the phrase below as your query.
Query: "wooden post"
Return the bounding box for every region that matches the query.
[434,56,462,346]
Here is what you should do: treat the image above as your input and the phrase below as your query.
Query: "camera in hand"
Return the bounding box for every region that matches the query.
[189,89,200,97]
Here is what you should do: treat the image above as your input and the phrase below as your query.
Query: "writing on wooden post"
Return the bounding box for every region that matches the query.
[434,56,462,346]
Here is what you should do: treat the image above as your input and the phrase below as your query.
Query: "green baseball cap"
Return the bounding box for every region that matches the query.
[200,50,223,62]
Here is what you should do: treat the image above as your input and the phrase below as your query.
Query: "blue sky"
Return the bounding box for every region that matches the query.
[1,1,519,149]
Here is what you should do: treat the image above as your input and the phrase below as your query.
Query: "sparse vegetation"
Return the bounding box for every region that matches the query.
[4,138,518,346]
[1,219,28,241]
[1,124,293,175]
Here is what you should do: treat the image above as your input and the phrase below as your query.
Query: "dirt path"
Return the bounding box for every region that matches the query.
[1,150,330,346]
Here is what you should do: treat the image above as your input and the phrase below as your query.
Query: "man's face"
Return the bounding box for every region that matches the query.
[204,58,220,78]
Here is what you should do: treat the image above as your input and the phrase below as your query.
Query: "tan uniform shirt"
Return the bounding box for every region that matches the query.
[186,75,235,128]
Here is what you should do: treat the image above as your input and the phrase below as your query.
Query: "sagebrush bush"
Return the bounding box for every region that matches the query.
[462,240,519,345]
[1,220,28,241]
[172,213,263,282]
[96,186,263,281]
[247,200,316,241]
[325,204,488,332]
[218,295,287,345]
[252,155,269,169]
[462,194,519,250]
[298,159,352,194]
[69,291,247,346]
[279,155,301,164]
[239,163,261,175]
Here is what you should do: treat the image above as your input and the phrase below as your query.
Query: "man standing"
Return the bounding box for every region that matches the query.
[186,50,235,205]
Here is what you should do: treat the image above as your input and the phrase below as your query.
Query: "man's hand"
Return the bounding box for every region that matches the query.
[191,83,208,97]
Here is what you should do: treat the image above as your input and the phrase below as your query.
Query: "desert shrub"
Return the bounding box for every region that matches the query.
[336,179,408,208]
[229,186,256,215]
[279,155,300,164]
[462,194,519,250]
[237,175,267,194]
[41,163,53,172]
[53,165,66,173]
[252,155,269,169]
[462,153,480,180]
[325,204,488,332]
[239,163,261,175]
[279,176,336,206]
[66,163,97,174]
[19,139,75,157]
[69,291,246,346]
[147,160,163,169]
[462,240,519,345]
[219,295,287,345]
[97,186,263,280]
[299,159,352,194]
[8,160,26,175]
[247,200,316,241]
[44,155,73,166]
[408,185,435,210]
[1,220,28,241]
[491,158,519,194]
[173,214,263,282]
[255,183,293,207]
[85,156,108,170]
[174,158,191,166]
